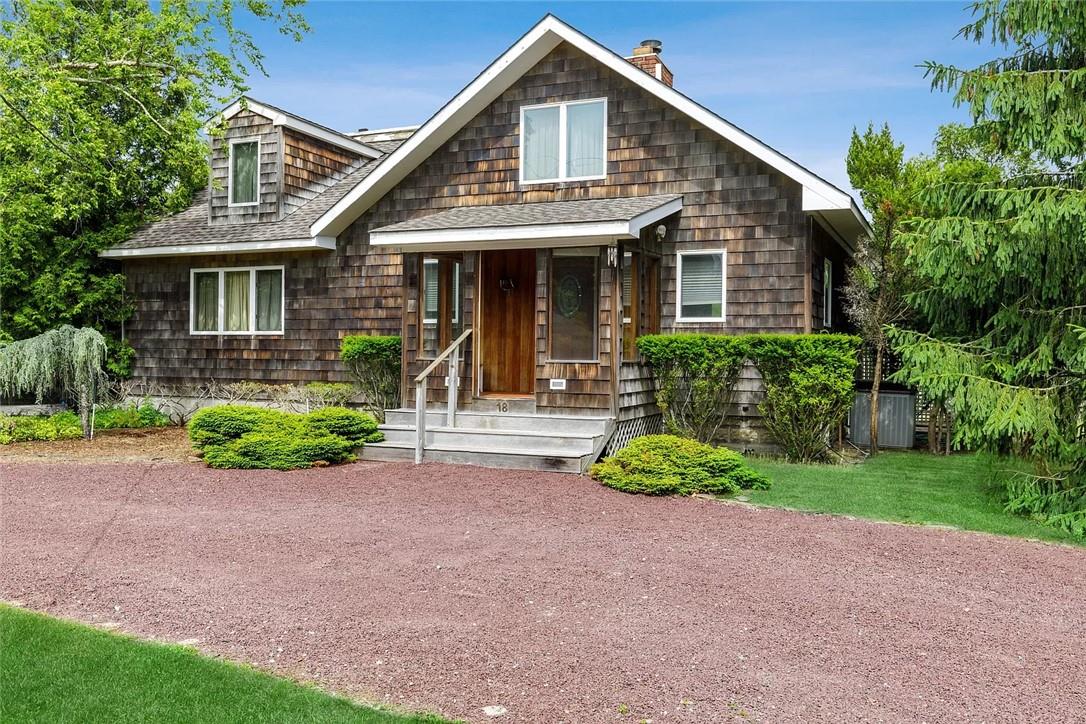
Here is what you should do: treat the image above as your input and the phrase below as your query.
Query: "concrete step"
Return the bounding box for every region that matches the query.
[384,408,611,435]
[360,439,589,473]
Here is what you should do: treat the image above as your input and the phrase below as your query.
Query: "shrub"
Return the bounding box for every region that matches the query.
[637,335,748,443]
[304,407,383,445]
[188,405,294,449]
[746,334,860,462]
[93,401,169,430]
[341,335,401,421]
[203,431,355,471]
[0,411,83,444]
[188,404,379,470]
[590,434,769,496]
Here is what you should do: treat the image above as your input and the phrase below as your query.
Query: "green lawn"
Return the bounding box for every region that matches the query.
[742,451,1082,545]
[0,605,447,724]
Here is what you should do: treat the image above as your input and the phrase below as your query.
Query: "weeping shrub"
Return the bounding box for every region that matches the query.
[590,435,769,496]
[0,326,108,438]
[340,335,401,421]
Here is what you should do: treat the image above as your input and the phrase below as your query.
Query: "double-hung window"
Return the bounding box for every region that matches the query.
[520,99,606,183]
[190,266,283,334]
[229,139,259,206]
[823,257,833,328]
[677,250,726,322]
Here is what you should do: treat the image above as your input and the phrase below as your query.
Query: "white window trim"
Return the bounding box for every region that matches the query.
[519,98,607,185]
[189,265,285,336]
[823,257,833,328]
[421,259,460,325]
[676,249,727,323]
[227,137,260,208]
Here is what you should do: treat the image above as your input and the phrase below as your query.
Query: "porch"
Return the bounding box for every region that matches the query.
[360,195,679,471]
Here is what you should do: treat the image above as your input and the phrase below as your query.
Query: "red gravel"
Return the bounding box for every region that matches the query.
[1,460,1084,723]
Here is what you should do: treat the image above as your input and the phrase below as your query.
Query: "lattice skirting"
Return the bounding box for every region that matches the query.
[604,414,663,457]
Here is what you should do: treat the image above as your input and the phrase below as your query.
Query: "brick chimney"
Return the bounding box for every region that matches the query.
[626,39,673,87]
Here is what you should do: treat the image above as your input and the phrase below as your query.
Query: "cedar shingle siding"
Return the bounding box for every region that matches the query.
[123,43,832,396]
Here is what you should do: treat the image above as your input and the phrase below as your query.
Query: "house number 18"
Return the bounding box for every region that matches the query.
[496,402,508,413]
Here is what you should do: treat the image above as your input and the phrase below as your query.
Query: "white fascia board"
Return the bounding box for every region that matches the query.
[311,14,864,238]
[627,197,683,235]
[213,98,382,160]
[371,220,632,249]
[100,237,336,259]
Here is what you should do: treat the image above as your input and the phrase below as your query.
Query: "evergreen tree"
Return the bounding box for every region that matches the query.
[892,0,1086,536]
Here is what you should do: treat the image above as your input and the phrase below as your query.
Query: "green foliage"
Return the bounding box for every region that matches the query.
[843,124,922,453]
[892,0,1086,537]
[188,404,381,470]
[0,0,308,341]
[92,401,169,430]
[341,335,401,420]
[105,338,136,379]
[636,334,747,442]
[637,333,859,461]
[590,435,769,496]
[747,334,860,463]
[0,411,82,444]
[202,432,354,471]
[303,406,382,445]
[0,325,108,437]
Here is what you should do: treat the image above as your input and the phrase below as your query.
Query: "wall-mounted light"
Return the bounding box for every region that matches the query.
[655,224,667,241]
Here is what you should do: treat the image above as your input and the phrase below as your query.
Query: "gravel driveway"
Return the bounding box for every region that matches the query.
[2,460,1084,722]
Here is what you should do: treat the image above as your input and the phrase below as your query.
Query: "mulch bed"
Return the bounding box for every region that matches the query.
[0,426,193,464]
[2,460,1084,722]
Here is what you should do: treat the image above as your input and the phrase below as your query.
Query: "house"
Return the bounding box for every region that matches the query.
[101,15,868,471]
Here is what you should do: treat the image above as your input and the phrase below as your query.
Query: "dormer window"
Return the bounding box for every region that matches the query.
[229,138,259,206]
[520,99,606,183]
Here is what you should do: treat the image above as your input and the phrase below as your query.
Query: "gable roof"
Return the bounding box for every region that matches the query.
[309,14,870,242]
[213,97,384,160]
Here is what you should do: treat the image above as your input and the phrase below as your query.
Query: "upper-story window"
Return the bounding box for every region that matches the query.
[520,99,606,183]
[229,139,259,206]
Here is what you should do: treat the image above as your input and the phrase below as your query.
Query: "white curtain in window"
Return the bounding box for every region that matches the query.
[680,254,724,317]
[231,142,258,204]
[523,106,559,181]
[255,269,282,331]
[565,101,605,177]
[224,270,250,331]
[193,273,218,331]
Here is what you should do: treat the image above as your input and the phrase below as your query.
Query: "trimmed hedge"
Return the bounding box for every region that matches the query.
[637,333,861,461]
[341,335,401,421]
[590,434,769,496]
[188,404,383,470]
[0,411,82,444]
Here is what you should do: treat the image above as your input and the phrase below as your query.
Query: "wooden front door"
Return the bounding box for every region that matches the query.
[479,249,536,395]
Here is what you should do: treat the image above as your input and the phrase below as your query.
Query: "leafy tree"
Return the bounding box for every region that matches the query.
[843,124,922,455]
[891,0,1086,536]
[0,0,308,345]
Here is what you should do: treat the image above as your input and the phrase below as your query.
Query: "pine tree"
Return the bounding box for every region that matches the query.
[892,0,1086,536]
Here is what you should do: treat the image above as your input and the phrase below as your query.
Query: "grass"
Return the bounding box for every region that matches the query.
[0,604,448,724]
[741,451,1082,546]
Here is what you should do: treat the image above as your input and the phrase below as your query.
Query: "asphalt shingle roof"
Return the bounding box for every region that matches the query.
[373,194,682,234]
[108,140,404,251]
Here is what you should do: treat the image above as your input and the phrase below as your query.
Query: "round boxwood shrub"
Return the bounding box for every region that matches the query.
[590,434,769,496]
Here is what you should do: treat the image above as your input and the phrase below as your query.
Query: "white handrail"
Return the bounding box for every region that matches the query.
[415,328,473,463]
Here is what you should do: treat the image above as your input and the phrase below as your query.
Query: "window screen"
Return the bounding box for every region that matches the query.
[679,252,725,320]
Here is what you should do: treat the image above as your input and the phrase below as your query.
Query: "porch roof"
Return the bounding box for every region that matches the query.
[369,194,683,251]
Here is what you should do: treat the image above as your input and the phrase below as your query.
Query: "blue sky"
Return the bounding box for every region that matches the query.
[239,1,992,196]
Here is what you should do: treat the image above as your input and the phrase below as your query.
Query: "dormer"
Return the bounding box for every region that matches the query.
[207,97,383,225]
